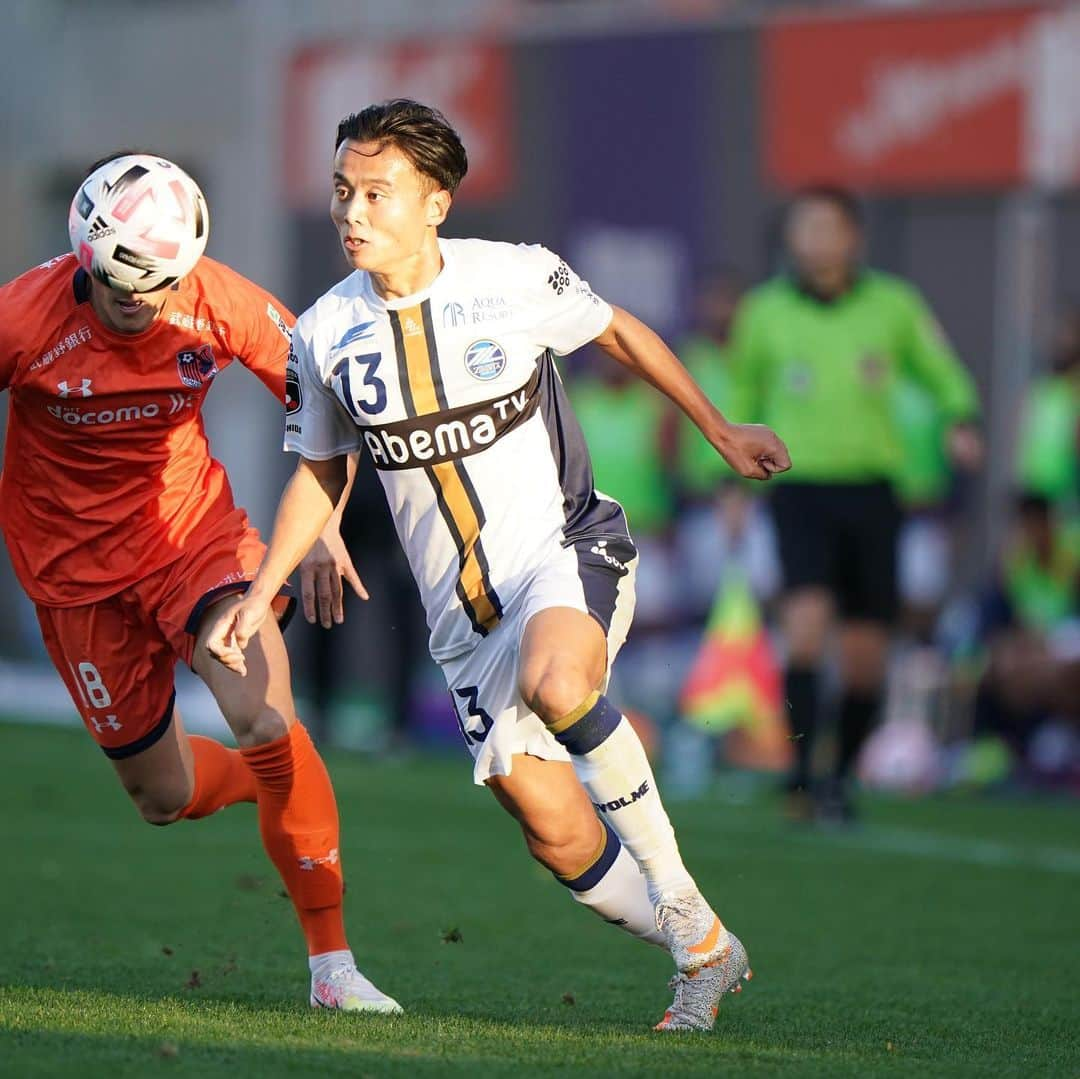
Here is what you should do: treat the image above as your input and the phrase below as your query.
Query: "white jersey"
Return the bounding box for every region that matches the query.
[286,237,630,662]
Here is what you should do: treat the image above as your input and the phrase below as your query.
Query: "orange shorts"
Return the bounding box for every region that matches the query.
[35,507,294,759]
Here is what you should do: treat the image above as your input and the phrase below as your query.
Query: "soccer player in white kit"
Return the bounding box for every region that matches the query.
[207,100,791,1031]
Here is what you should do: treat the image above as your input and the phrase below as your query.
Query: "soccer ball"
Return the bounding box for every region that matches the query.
[68,154,209,293]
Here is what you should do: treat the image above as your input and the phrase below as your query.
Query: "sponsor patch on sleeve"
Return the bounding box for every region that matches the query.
[267,302,292,342]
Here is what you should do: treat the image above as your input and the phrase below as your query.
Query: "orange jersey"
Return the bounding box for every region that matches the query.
[0,254,294,606]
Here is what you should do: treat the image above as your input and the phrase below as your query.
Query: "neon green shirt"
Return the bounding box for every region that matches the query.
[1004,520,1080,632]
[892,378,951,508]
[728,272,979,484]
[570,377,673,533]
[676,335,734,497]
[1016,375,1079,505]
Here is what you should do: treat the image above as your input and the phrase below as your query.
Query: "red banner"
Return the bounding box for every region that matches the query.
[286,40,513,208]
[764,5,1080,192]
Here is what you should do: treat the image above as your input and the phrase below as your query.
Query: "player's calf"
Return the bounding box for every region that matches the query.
[488,758,666,948]
[540,689,696,904]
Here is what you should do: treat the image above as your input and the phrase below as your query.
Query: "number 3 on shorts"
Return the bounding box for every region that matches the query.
[76,662,113,710]
[453,685,493,745]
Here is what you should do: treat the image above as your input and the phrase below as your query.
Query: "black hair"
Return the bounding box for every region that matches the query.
[335,99,468,194]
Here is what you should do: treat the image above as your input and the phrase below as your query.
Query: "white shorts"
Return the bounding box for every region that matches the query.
[441,533,638,785]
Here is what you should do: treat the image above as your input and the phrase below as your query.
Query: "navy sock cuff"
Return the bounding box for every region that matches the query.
[554,694,622,755]
[558,820,621,893]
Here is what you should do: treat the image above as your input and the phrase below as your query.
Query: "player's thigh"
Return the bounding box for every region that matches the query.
[190,593,297,747]
[518,607,610,720]
[487,754,603,867]
[110,703,196,824]
[154,511,297,747]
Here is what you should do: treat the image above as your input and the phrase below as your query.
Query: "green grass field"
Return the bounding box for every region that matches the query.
[1,722,1078,1077]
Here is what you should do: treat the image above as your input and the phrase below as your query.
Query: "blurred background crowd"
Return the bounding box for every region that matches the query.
[0,0,1077,810]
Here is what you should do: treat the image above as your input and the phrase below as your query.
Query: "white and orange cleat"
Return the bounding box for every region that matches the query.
[654,933,752,1032]
[655,890,732,974]
[310,962,403,1014]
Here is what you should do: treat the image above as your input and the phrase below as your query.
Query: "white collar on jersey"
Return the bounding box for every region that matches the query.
[359,237,456,312]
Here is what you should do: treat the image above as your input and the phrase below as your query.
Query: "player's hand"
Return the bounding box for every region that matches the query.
[714,423,792,481]
[204,597,270,677]
[300,522,368,629]
[946,423,984,472]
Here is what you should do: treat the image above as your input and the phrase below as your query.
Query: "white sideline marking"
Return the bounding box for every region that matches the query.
[697,794,1080,877]
[815,825,1080,877]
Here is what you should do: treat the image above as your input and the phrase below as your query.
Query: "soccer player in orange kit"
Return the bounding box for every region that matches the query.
[0,153,399,1013]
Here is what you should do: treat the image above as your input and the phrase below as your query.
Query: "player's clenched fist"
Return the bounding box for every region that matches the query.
[205,596,271,677]
[714,423,792,482]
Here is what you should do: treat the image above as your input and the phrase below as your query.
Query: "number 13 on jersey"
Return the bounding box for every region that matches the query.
[331,354,387,418]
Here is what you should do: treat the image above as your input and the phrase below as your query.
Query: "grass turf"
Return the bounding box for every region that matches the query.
[1,722,1078,1077]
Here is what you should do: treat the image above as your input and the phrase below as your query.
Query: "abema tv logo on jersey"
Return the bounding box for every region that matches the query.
[464,340,506,381]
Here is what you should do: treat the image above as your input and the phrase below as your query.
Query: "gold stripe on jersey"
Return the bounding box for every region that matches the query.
[398,306,441,414]
[389,303,502,636]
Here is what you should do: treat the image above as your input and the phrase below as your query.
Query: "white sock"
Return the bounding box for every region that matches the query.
[553,694,696,904]
[568,840,666,948]
[309,948,354,979]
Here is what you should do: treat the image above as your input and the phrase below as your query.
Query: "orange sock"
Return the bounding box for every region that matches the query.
[240,722,348,956]
[181,736,258,819]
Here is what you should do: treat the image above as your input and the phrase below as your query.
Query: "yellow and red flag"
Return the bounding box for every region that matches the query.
[680,574,792,772]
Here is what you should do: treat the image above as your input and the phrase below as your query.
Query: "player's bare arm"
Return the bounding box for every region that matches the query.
[297,451,368,628]
[593,305,791,481]
[242,323,364,630]
[206,453,353,675]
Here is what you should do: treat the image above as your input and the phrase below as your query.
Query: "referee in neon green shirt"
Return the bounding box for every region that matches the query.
[729,187,982,820]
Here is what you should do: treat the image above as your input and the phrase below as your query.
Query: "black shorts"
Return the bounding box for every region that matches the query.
[770,481,901,622]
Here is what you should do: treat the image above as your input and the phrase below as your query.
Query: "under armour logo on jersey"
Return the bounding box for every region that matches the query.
[89,715,122,733]
[57,378,93,397]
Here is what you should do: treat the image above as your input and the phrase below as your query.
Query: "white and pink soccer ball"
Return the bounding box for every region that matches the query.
[68,154,209,293]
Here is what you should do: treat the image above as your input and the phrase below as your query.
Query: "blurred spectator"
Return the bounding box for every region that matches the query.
[728,185,982,822]
[568,350,676,626]
[891,376,960,641]
[972,494,1080,784]
[673,269,780,618]
[1015,308,1080,512]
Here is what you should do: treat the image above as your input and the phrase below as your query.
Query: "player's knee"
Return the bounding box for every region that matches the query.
[129,785,189,826]
[230,706,290,749]
[519,663,593,725]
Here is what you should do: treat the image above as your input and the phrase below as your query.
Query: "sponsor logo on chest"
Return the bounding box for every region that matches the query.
[363,367,541,470]
[442,295,513,328]
[31,326,93,371]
